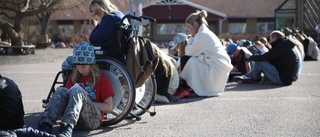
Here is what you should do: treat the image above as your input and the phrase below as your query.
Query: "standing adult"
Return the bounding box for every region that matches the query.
[179,10,233,97]
[234,30,299,85]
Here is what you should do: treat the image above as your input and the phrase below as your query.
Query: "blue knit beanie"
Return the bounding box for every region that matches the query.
[226,43,238,55]
[73,42,95,65]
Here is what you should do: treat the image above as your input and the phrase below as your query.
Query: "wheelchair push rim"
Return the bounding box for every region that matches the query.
[96,58,136,126]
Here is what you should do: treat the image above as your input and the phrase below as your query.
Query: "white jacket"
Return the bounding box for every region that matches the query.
[180,24,232,96]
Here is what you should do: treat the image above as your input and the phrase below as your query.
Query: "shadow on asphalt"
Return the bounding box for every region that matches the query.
[24,112,141,136]
[225,81,283,92]
[24,112,42,128]
[154,81,284,106]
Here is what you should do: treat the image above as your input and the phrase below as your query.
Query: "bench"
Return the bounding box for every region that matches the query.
[0,45,35,55]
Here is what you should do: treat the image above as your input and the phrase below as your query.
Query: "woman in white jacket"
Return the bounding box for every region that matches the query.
[179,10,233,97]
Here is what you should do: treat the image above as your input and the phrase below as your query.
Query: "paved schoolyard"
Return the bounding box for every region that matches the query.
[0,56,319,136]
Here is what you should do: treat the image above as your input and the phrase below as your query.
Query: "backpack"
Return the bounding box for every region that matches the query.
[126,36,159,88]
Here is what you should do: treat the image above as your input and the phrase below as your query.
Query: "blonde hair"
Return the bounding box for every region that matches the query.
[89,0,118,15]
[185,10,208,26]
[254,40,264,48]
[177,41,187,57]
[71,64,101,86]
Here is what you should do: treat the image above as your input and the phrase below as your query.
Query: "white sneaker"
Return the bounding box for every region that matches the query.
[155,94,169,103]
[233,75,254,83]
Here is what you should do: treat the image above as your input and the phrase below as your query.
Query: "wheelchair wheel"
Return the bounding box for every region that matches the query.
[96,57,136,126]
[128,74,156,118]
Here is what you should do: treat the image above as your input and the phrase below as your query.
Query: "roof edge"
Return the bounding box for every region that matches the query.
[124,0,226,18]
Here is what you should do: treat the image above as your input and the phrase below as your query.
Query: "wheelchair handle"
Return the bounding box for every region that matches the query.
[121,15,142,24]
[139,16,156,22]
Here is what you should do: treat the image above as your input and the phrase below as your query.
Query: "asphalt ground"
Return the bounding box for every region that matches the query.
[1,56,320,137]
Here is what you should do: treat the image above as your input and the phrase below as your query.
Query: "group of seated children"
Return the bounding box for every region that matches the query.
[162,27,319,104]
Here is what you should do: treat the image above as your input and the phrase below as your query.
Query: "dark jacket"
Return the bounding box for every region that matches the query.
[0,76,25,130]
[89,11,125,56]
[248,38,299,85]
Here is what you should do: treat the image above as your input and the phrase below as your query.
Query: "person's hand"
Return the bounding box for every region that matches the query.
[92,20,99,27]
[190,25,199,37]
[188,22,199,37]
[177,65,181,73]
[245,53,251,59]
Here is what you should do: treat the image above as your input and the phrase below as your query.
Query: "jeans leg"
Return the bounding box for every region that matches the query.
[40,87,69,126]
[246,61,262,80]
[60,87,88,128]
[295,56,302,80]
[248,61,283,85]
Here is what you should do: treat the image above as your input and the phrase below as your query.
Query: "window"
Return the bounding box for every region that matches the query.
[257,22,274,34]
[157,23,188,34]
[228,23,246,34]
[58,25,74,35]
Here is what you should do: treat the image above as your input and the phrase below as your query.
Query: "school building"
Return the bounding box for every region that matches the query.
[49,0,319,44]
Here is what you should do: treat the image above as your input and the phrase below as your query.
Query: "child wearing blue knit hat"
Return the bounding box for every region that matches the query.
[226,43,252,80]
[73,42,96,65]
[38,42,114,137]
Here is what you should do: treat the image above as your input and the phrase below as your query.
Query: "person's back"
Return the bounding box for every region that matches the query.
[89,0,125,57]
[256,37,299,85]
[0,75,24,130]
[307,37,319,60]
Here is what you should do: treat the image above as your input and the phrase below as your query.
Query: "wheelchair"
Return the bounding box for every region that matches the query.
[42,15,157,126]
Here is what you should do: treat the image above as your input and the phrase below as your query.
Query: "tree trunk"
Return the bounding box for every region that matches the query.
[0,20,21,47]
[12,15,23,47]
[39,10,52,43]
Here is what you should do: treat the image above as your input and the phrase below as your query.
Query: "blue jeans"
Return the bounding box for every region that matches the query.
[246,61,283,85]
[40,87,101,130]
[295,50,302,80]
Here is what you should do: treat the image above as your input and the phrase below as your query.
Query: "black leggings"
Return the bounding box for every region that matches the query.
[154,59,171,96]
[179,55,191,89]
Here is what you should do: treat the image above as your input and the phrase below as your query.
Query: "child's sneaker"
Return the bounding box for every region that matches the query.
[57,122,73,137]
[174,89,191,99]
[38,121,52,134]
[166,95,180,102]
[155,94,169,103]
[233,75,254,83]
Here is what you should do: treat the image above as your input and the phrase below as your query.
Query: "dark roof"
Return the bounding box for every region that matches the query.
[50,0,296,20]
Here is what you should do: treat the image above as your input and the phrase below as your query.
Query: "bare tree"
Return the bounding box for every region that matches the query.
[0,0,62,47]
[36,0,87,43]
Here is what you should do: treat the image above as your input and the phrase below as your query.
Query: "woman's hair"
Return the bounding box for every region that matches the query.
[185,10,208,26]
[71,64,101,86]
[89,0,118,15]
[259,37,268,44]
[177,41,187,57]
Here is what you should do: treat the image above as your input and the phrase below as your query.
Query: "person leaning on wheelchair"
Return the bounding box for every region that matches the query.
[38,42,114,137]
[89,0,126,57]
